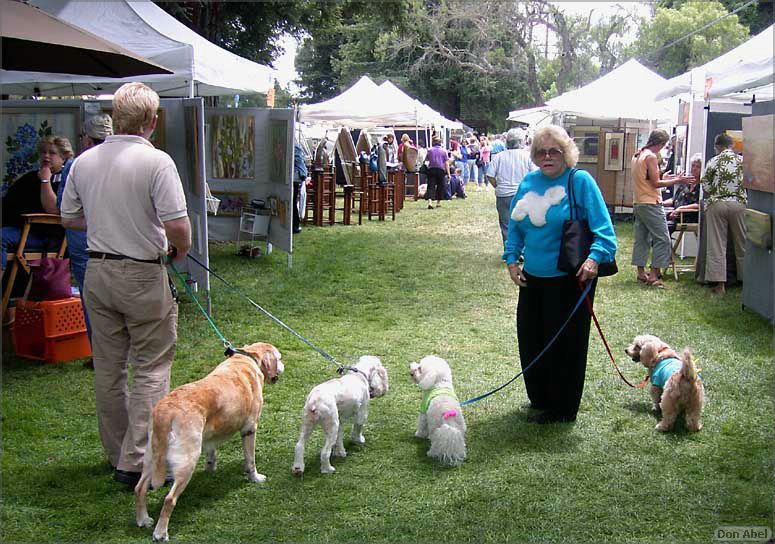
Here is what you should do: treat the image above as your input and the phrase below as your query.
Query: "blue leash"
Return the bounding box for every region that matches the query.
[460,280,593,407]
[182,254,352,374]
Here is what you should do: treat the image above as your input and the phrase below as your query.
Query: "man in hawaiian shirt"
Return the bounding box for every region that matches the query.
[701,133,746,295]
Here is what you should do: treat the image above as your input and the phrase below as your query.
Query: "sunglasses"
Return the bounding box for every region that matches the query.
[535,148,563,160]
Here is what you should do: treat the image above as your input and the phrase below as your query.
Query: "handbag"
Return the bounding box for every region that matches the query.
[25,255,72,302]
[557,169,618,277]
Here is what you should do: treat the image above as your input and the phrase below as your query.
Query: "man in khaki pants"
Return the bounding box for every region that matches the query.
[61,82,191,488]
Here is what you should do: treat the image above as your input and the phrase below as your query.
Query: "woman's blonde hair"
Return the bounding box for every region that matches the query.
[530,125,579,167]
[400,133,410,143]
[112,82,159,134]
[37,135,74,160]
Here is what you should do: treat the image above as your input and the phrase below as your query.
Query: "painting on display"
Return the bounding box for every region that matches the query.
[741,115,774,193]
[604,132,625,171]
[1,110,79,190]
[572,126,599,163]
[211,114,255,179]
[269,119,288,184]
[210,191,249,217]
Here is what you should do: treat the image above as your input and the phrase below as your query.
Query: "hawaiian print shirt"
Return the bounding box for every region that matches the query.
[701,149,745,205]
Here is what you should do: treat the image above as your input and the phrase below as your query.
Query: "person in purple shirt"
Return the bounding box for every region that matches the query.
[425,137,450,209]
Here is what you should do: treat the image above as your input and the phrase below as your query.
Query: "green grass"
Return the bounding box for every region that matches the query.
[2,186,773,543]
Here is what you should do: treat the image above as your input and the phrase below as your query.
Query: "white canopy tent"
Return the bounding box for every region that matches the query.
[298,76,418,128]
[0,0,274,97]
[507,105,554,128]
[656,25,774,101]
[546,59,675,122]
[378,80,463,129]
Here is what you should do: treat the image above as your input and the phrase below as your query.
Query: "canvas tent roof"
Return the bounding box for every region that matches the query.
[378,80,463,129]
[0,0,274,97]
[507,106,554,127]
[298,76,418,128]
[656,25,774,101]
[546,59,674,121]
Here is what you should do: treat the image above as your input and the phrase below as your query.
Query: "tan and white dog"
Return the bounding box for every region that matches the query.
[625,334,704,432]
[292,356,389,475]
[135,342,284,542]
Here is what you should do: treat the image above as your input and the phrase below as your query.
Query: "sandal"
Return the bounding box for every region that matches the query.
[637,275,650,284]
[648,278,665,289]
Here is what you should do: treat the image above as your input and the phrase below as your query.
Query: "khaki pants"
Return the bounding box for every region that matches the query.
[84,257,177,472]
[704,200,746,283]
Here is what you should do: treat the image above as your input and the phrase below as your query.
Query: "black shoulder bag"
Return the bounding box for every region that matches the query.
[557,168,618,277]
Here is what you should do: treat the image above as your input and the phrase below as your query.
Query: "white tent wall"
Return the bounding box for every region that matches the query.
[205,107,294,265]
[1,0,274,97]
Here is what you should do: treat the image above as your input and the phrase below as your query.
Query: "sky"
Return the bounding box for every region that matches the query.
[271,2,654,91]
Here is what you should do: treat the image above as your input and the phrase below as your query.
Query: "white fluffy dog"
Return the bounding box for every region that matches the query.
[292,356,389,474]
[409,355,466,467]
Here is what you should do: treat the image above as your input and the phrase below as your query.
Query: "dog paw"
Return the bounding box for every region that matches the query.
[332,448,347,458]
[291,464,305,475]
[247,471,267,483]
[137,516,154,529]
[321,465,336,474]
[152,530,169,542]
[655,422,670,432]
[351,435,365,445]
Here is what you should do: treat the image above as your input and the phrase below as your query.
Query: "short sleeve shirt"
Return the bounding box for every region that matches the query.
[702,149,745,204]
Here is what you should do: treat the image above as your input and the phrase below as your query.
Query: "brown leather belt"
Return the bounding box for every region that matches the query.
[88,251,161,264]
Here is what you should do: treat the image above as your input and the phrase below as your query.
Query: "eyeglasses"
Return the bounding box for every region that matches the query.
[535,148,563,160]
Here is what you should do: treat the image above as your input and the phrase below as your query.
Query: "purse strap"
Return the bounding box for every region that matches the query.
[567,168,578,220]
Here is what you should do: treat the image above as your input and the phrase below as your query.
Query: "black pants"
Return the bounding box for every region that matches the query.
[292,181,302,231]
[516,272,596,417]
[426,167,446,201]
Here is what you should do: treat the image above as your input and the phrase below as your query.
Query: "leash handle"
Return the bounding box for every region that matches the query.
[578,279,649,389]
[461,280,594,406]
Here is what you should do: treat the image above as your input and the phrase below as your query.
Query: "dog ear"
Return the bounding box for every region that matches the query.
[259,347,282,383]
[370,364,389,398]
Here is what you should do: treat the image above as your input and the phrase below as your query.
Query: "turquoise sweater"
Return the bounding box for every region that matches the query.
[502,168,618,277]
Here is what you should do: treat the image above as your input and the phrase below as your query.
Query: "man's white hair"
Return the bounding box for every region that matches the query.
[506,128,526,149]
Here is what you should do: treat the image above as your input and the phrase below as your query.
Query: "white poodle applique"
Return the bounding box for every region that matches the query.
[511,186,567,227]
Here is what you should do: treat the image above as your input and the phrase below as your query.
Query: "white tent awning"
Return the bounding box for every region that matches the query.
[0,0,274,96]
[547,59,674,121]
[507,106,553,127]
[655,25,773,101]
[298,76,417,128]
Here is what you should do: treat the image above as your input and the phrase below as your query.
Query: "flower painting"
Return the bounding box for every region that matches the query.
[3,121,52,190]
[211,114,255,179]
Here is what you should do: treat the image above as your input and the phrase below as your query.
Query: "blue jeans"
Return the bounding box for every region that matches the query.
[67,229,91,341]
[478,163,488,186]
[455,160,467,183]
[1,226,58,269]
[466,159,478,184]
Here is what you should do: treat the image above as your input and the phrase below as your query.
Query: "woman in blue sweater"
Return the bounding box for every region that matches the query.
[503,125,617,424]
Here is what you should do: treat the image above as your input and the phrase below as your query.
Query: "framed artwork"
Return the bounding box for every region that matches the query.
[211,114,255,179]
[210,191,249,217]
[269,119,288,184]
[2,109,79,187]
[604,132,625,171]
[741,115,774,193]
[572,126,599,163]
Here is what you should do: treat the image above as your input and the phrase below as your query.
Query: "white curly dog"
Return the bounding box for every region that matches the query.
[409,355,466,467]
[292,356,389,474]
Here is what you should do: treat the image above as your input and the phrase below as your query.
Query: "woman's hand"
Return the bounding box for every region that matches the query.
[577,258,598,283]
[508,263,527,287]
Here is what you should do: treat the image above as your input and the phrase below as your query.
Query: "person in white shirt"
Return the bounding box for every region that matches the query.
[487,128,538,245]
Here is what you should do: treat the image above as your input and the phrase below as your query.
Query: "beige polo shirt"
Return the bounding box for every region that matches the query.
[61,135,188,260]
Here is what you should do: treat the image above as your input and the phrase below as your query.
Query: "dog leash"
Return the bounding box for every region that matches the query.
[577,278,650,389]
[181,254,355,375]
[460,280,594,407]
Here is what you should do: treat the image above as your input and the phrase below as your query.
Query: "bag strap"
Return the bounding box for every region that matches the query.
[567,168,578,220]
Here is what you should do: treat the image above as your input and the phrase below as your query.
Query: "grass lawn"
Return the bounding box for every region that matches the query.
[2,186,773,544]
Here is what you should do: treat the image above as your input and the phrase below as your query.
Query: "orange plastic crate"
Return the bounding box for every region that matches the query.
[13,298,91,363]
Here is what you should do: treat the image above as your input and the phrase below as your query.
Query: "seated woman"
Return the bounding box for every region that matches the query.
[1,136,73,271]
[665,153,701,233]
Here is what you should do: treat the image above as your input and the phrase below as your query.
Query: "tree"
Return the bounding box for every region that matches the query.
[658,0,773,35]
[628,1,750,78]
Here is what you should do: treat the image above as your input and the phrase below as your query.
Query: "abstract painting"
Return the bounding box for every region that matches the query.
[211,114,255,179]
[210,191,249,217]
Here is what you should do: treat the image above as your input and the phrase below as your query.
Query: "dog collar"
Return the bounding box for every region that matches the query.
[343,366,375,398]
[420,387,458,414]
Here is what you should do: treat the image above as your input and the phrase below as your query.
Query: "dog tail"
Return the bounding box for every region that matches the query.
[681,348,698,382]
[429,423,466,467]
[150,411,172,489]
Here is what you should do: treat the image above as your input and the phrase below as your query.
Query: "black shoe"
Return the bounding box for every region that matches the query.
[113,469,141,488]
[293,227,302,234]
[83,358,94,370]
[527,412,576,424]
